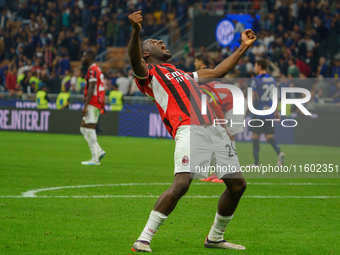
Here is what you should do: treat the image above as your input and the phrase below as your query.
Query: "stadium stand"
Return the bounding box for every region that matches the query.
[0,0,340,105]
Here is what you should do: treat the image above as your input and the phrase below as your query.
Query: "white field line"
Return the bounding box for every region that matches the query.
[1,195,339,199]
[0,182,338,199]
[21,183,173,197]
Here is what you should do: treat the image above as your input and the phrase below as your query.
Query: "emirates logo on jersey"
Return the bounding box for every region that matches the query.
[165,71,190,83]
[182,155,189,166]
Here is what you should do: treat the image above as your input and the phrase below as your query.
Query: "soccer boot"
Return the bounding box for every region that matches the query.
[131,240,152,252]
[247,163,259,168]
[200,173,218,182]
[204,236,246,250]
[277,152,285,166]
[98,150,106,161]
[211,178,224,183]
[81,160,100,165]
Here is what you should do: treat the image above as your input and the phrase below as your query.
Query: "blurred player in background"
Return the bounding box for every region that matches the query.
[128,11,256,252]
[80,50,106,165]
[250,59,285,166]
[195,55,246,183]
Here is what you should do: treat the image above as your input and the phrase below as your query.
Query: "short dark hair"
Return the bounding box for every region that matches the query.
[195,54,209,67]
[86,50,96,61]
[256,59,268,70]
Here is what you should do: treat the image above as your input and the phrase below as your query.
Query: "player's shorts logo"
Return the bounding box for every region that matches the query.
[182,155,189,166]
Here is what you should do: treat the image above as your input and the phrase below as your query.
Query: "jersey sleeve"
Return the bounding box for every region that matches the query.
[133,65,155,101]
[186,71,199,82]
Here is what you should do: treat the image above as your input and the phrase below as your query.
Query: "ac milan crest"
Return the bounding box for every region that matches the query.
[182,155,189,166]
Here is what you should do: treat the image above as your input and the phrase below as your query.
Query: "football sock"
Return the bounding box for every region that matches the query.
[96,142,103,153]
[208,213,233,242]
[80,127,89,142]
[81,127,103,155]
[138,210,167,243]
[231,140,236,151]
[267,138,281,155]
[86,128,98,161]
[253,139,260,165]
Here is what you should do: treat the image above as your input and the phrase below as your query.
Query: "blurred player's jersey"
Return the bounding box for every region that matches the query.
[250,73,277,118]
[201,81,246,136]
[84,63,105,110]
[134,63,214,138]
[205,81,233,112]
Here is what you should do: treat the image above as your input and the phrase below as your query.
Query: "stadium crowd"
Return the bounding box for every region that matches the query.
[0,0,340,104]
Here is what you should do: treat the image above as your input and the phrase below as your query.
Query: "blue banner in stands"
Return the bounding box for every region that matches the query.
[118,104,172,138]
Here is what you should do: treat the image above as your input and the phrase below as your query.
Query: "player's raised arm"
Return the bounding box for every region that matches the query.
[128,11,148,78]
[197,29,257,78]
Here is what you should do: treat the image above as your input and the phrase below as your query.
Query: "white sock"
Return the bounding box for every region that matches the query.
[138,210,167,243]
[86,129,98,161]
[96,142,103,153]
[231,140,236,151]
[81,127,103,154]
[208,213,233,242]
[80,127,89,142]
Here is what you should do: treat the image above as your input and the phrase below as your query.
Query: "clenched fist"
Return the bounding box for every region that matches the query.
[241,29,257,47]
[128,11,143,31]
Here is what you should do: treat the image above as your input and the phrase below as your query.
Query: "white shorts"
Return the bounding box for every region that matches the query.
[83,104,100,124]
[174,125,241,179]
[225,109,245,136]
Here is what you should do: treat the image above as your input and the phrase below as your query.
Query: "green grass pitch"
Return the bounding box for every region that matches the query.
[0,131,339,254]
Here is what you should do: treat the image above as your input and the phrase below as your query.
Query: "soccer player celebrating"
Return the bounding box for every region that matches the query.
[128,11,256,252]
[250,59,285,166]
[80,50,106,165]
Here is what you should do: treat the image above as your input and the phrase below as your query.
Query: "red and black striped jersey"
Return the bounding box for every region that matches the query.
[84,63,105,110]
[135,63,214,138]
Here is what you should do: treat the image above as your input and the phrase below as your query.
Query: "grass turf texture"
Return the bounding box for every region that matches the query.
[0,131,339,254]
